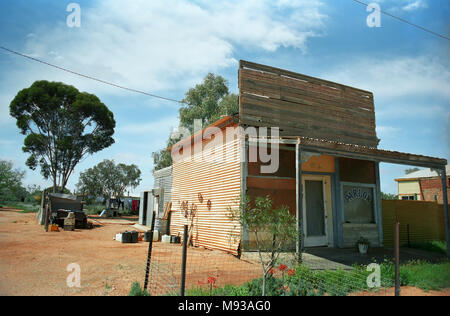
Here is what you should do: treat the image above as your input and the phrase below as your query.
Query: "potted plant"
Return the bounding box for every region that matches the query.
[356,236,370,254]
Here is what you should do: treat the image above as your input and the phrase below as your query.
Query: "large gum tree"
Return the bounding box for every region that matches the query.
[10,80,116,193]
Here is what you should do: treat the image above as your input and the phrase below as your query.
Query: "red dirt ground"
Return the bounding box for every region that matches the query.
[0,208,260,296]
[0,208,448,296]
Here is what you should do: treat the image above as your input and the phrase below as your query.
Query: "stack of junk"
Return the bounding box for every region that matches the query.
[113,230,181,244]
[38,192,89,231]
[115,230,139,243]
[63,212,75,231]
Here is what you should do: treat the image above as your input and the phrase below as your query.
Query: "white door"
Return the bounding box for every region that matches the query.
[303,176,328,247]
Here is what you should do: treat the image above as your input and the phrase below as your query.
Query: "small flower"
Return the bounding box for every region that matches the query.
[207,276,216,285]
[278,264,288,272]
[287,269,295,276]
[268,268,276,276]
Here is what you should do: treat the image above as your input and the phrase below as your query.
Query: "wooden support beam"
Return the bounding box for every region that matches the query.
[375,162,384,247]
[296,140,304,263]
[241,136,249,252]
[440,168,450,257]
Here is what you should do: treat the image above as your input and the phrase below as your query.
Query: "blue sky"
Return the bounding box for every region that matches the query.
[0,0,449,195]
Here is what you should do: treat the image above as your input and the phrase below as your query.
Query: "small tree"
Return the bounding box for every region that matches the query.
[381,192,398,200]
[76,159,141,204]
[230,195,297,296]
[0,160,26,203]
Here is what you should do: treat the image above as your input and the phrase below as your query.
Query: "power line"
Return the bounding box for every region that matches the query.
[0,45,185,104]
[351,0,450,41]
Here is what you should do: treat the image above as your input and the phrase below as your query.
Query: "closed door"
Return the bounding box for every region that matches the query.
[303,179,328,247]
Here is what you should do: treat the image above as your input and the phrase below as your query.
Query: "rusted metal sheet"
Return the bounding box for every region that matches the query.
[239,60,380,147]
[170,133,242,255]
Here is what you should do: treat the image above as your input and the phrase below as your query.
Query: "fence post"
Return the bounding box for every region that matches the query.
[143,211,156,291]
[394,222,401,297]
[180,224,189,296]
[406,224,410,248]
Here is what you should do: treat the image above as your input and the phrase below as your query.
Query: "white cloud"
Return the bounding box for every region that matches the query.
[4,0,327,99]
[378,0,429,13]
[402,0,428,11]
[322,55,450,155]
[322,55,450,100]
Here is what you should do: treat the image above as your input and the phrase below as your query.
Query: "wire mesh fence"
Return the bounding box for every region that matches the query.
[143,240,398,297]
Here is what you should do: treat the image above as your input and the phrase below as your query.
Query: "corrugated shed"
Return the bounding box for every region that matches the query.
[153,166,172,214]
[153,166,172,234]
[170,134,242,256]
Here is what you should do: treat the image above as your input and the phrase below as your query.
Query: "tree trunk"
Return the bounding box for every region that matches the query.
[52,176,57,193]
[262,273,266,296]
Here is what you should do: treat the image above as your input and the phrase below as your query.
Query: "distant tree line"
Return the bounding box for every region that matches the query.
[0,159,42,204]
[76,159,141,204]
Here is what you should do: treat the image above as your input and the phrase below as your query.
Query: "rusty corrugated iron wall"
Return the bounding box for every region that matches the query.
[170,127,242,255]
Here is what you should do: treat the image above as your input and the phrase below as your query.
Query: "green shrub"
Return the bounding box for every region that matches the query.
[400,261,450,291]
[128,282,150,296]
[409,241,447,255]
[3,202,39,213]
[84,204,104,215]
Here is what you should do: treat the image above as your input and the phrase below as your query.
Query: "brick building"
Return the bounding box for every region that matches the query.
[395,164,450,204]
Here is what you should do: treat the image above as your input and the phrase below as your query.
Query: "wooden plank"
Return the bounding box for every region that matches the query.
[241,68,374,109]
[241,93,376,129]
[240,75,375,115]
[240,114,380,147]
[238,60,380,147]
[240,74,375,115]
[240,60,373,96]
[240,108,378,144]
[241,96,377,136]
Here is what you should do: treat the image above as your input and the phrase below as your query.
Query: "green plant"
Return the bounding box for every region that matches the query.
[356,236,370,246]
[185,261,450,297]
[128,282,151,296]
[400,261,450,291]
[3,202,39,213]
[408,241,447,255]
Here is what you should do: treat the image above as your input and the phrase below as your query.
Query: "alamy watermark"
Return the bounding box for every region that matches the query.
[367,3,381,28]
[366,263,381,288]
[66,3,81,28]
[66,263,81,288]
[170,119,280,174]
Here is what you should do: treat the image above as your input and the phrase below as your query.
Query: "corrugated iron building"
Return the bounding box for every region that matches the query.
[163,61,449,257]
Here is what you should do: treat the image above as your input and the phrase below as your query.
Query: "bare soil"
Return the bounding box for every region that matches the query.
[1,208,448,296]
[0,208,260,296]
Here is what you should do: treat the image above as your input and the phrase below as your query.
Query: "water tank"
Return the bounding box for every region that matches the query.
[121,231,131,243]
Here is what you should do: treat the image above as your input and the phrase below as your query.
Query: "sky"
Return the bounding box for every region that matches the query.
[0,0,449,196]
